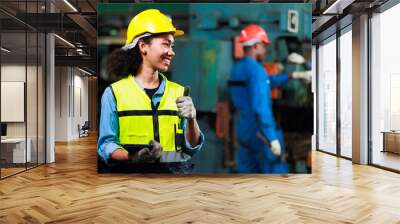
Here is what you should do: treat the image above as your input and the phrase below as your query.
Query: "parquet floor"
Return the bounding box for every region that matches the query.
[0,135,400,223]
[1,167,26,178]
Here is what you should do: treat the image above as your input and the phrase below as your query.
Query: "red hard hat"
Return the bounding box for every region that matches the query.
[238,24,270,46]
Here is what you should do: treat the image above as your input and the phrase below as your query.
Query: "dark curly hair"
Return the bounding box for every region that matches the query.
[106,35,152,81]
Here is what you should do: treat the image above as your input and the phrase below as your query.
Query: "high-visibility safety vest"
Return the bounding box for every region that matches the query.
[111,74,190,163]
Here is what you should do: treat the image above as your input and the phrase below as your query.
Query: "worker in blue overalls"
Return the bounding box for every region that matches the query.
[229,24,311,173]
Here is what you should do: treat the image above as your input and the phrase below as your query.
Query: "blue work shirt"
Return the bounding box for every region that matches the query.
[230,56,288,143]
[98,75,205,162]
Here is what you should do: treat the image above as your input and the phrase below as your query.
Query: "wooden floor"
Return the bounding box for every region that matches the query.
[1,167,26,178]
[1,164,44,178]
[0,136,400,223]
[373,151,400,171]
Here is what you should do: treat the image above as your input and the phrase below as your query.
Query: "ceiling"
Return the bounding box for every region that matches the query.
[5,0,389,72]
[310,0,389,41]
[0,0,98,72]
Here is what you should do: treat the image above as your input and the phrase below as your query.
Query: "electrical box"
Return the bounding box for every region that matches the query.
[288,10,299,33]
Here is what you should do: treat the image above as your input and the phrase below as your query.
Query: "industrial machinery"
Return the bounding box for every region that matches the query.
[98,3,313,173]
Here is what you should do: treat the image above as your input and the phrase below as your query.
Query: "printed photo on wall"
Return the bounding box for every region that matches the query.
[97,3,313,174]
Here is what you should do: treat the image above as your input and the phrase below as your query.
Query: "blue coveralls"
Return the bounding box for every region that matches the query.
[230,56,289,173]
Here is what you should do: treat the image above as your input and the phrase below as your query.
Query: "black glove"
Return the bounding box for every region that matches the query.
[128,140,163,163]
[149,140,163,159]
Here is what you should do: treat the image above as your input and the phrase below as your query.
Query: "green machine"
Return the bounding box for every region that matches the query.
[169,38,232,112]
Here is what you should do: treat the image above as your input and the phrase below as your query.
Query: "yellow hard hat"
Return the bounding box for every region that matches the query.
[124,9,184,49]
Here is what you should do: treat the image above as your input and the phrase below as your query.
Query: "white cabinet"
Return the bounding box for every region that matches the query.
[1,138,31,163]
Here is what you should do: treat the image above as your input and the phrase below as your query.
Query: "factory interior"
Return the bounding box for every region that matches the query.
[0,0,399,223]
[97,3,313,174]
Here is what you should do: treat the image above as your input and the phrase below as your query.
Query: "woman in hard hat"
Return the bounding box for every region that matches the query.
[98,9,204,173]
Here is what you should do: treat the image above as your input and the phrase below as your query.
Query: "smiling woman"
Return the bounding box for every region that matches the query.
[97,9,205,174]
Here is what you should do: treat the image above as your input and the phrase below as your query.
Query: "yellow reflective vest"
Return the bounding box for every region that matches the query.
[111,74,189,162]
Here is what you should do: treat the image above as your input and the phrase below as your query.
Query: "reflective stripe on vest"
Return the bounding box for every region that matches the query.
[111,74,186,162]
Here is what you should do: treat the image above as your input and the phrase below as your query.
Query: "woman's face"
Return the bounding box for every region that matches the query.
[140,33,175,72]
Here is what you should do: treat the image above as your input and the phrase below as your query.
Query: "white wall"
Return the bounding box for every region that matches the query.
[1,64,46,164]
[55,66,68,141]
[1,65,40,138]
[1,64,25,128]
[74,72,89,136]
[1,65,26,81]
[1,65,26,141]
[54,67,89,141]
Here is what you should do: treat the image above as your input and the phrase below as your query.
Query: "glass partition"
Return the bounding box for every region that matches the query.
[317,35,337,154]
[1,26,28,178]
[0,0,46,179]
[371,3,400,171]
[339,27,352,158]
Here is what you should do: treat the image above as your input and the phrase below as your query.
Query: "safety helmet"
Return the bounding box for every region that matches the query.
[238,24,270,47]
[123,9,184,50]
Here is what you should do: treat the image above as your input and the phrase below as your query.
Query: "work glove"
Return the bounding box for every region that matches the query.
[129,140,163,163]
[287,52,306,64]
[149,140,163,159]
[292,71,312,83]
[270,139,282,156]
[176,96,196,120]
